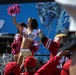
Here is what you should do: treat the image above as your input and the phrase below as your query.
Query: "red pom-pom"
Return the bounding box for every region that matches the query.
[13,4,20,14]
[7,6,16,16]
[7,4,20,16]
[30,40,39,52]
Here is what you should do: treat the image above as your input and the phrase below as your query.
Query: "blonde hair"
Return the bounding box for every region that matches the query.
[54,33,67,39]
[54,33,68,42]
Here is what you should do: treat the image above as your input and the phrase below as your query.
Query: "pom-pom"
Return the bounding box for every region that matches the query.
[7,6,16,16]
[11,42,20,55]
[11,42,20,49]
[30,40,39,52]
[13,4,20,15]
[30,45,39,52]
[7,4,20,16]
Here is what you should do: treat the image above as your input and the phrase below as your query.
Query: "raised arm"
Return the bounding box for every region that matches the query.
[12,16,23,32]
[34,50,69,75]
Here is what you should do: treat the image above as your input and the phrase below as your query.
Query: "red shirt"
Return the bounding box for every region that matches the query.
[43,38,70,75]
[44,38,60,57]
[61,59,72,75]
[22,56,60,75]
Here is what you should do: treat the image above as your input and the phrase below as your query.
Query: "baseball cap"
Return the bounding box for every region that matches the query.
[24,56,36,67]
[4,62,20,75]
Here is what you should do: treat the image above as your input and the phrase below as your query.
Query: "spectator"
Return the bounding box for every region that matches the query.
[4,61,21,75]
[2,49,13,66]
[21,50,70,75]
[38,31,70,75]
[54,0,76,75]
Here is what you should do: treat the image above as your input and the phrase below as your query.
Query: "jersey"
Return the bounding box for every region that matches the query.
[22,27,38,40]
[43,38,70,75]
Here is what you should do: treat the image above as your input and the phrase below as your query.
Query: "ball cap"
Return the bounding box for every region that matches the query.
[24,56,36,67]
[4,62,20,75]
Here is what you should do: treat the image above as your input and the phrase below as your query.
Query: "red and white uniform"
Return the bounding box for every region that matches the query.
[22,27,38,40]
[20,27,39,55]
[14,33,21,42]
[43,38,70,75]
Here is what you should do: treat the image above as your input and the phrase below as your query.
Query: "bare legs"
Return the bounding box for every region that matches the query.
[17,54,23,67]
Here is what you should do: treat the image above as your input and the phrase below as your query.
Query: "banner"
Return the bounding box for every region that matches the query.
[0,2,70,62]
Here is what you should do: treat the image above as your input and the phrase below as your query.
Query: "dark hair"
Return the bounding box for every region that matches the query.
[19,22,27,28]
[31,18,38,29]
[17,22,27,33]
